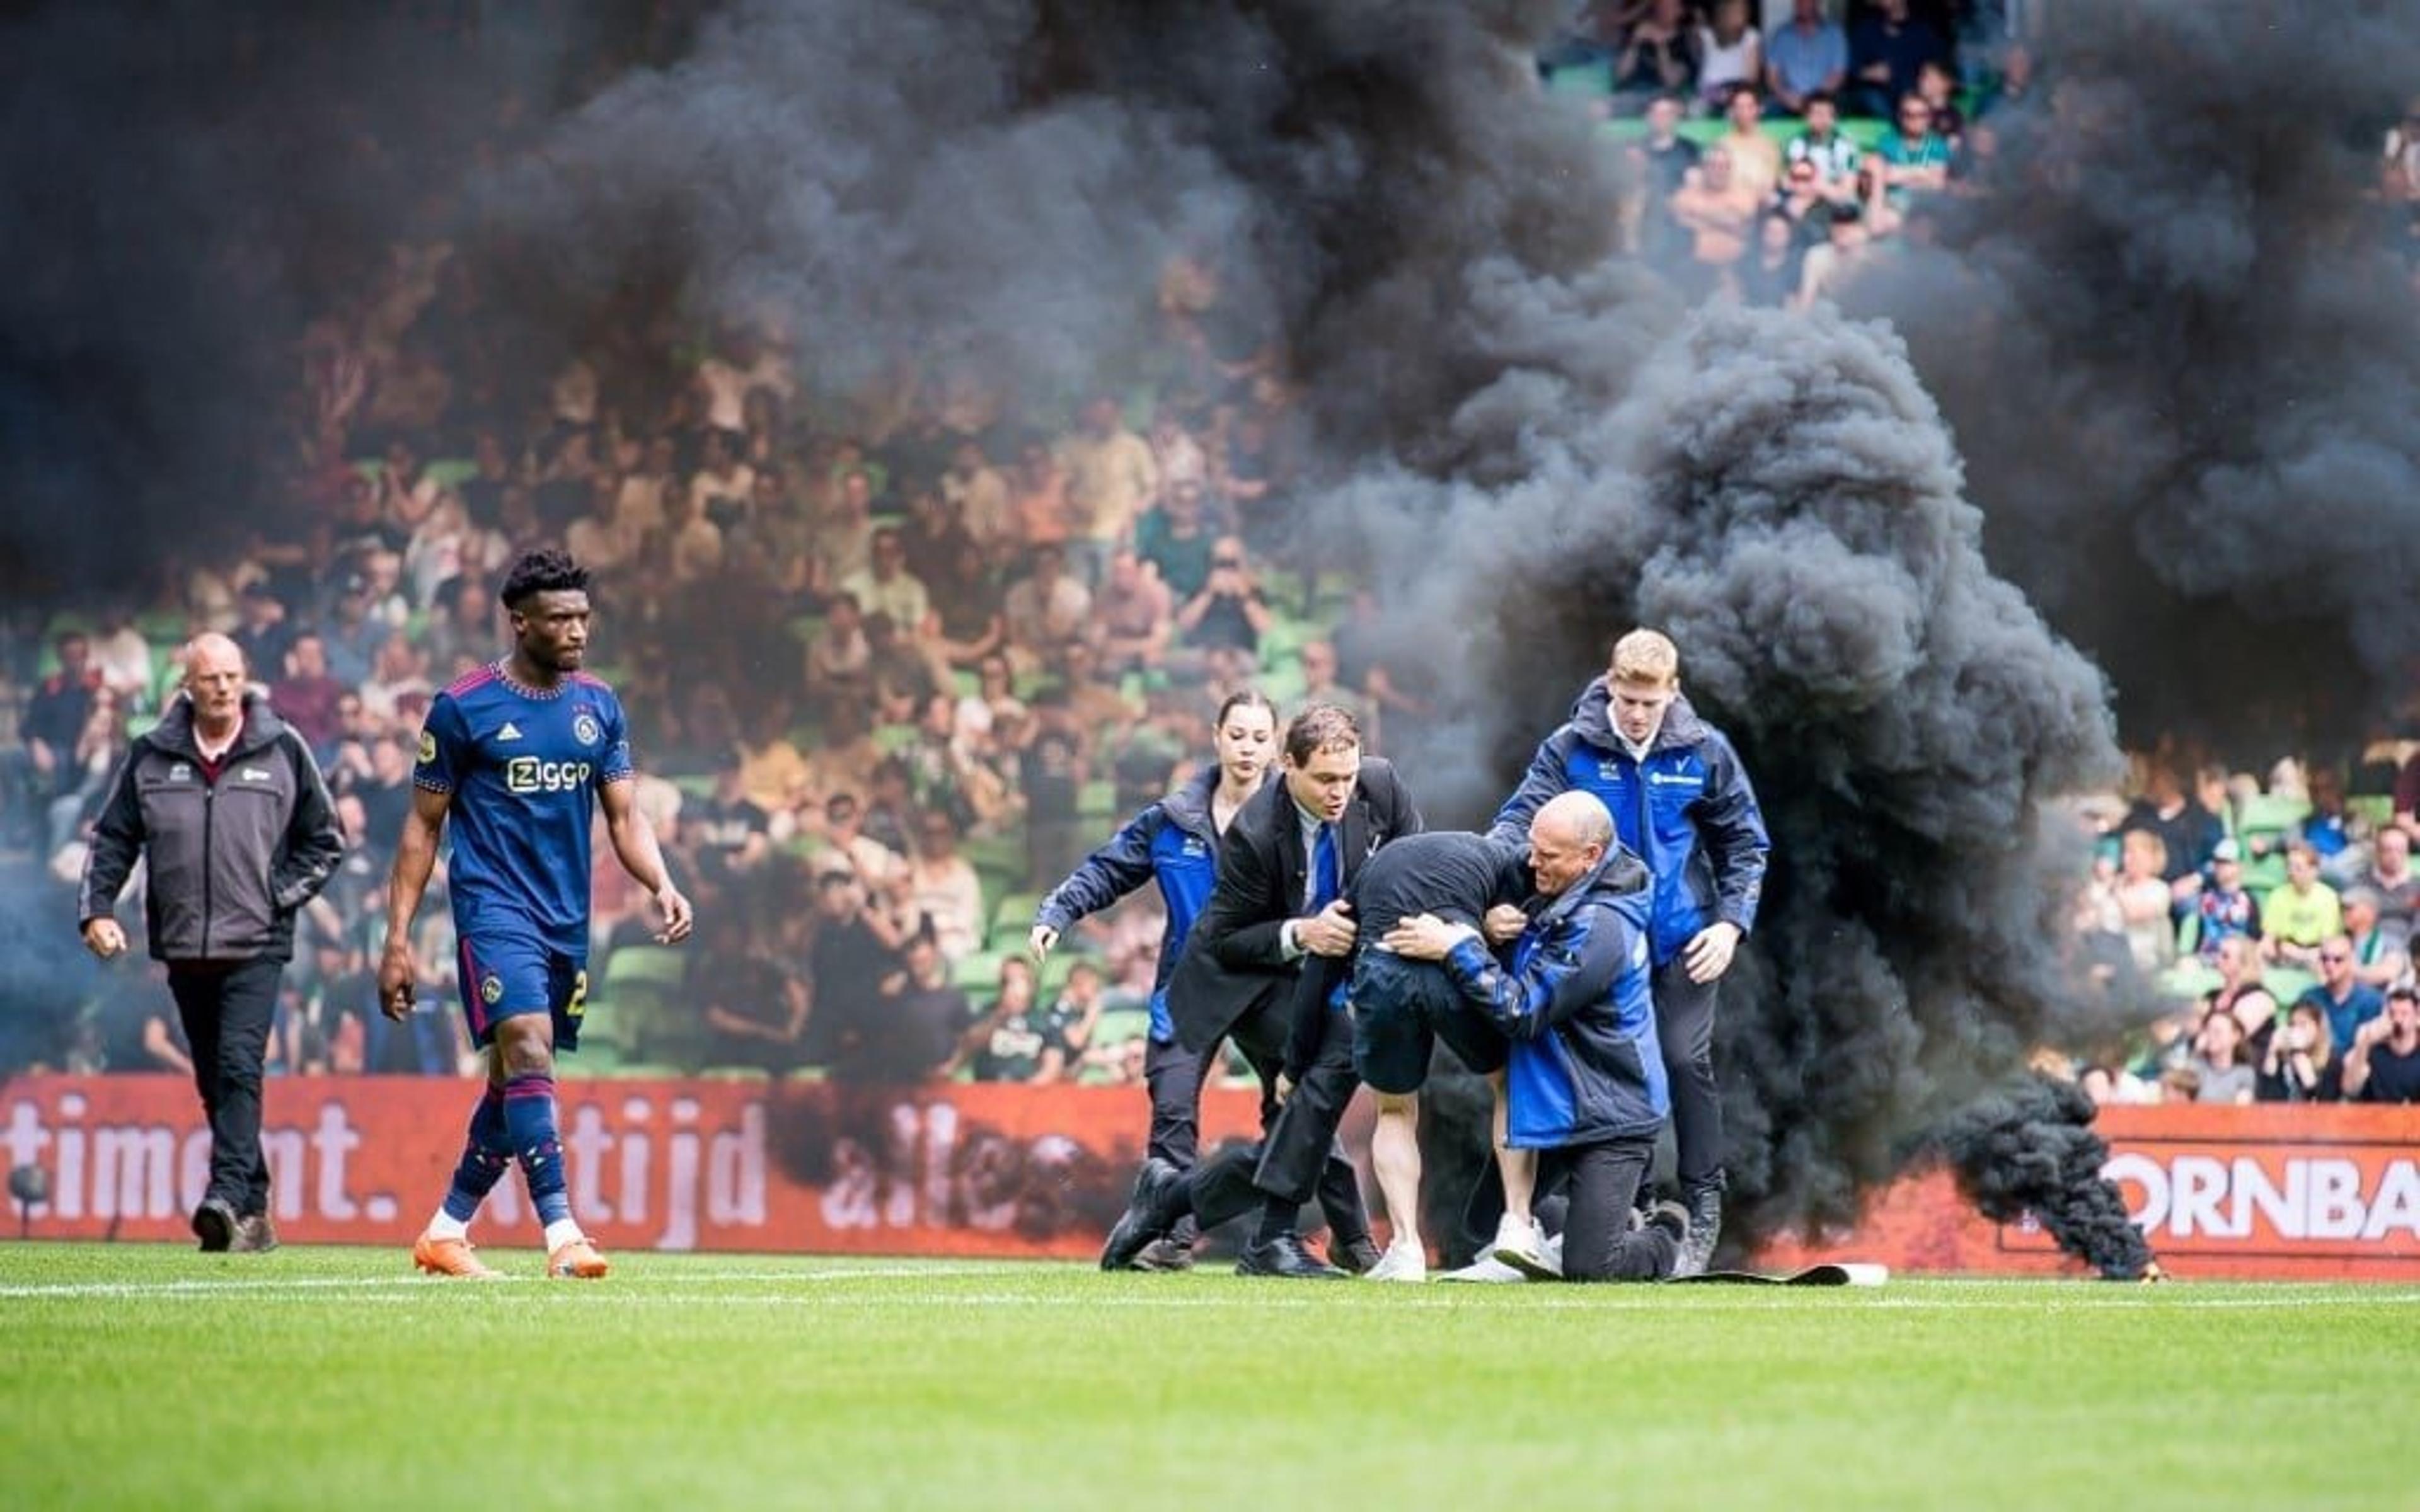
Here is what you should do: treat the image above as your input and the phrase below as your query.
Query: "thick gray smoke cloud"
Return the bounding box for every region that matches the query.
[1364,302,2124,1246]
[3,0,2177,1263]
[1847,2,2420,754]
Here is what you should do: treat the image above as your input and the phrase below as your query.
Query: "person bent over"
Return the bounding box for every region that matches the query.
[1387,791,1683,1282]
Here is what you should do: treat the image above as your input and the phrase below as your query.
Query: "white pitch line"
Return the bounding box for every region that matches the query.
[0,1262,1036,1300]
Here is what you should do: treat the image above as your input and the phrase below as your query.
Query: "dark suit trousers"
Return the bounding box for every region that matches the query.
[1200,992,1369,1240]
[1562,1135,1679,1282]
[167,957,284,1216]
[1652,959,1724,1194]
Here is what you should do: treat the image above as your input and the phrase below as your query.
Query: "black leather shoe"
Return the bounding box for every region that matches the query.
[232,1213,279,1254]
[1235,1234,1347,1279]
[1329,1235,1383,1275]
[1100,1159,1184,1271]
[192,1198,238,1253]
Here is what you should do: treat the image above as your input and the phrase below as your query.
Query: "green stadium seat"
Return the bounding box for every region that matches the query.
[2266,967,2319,1006]
[1543,61,1611,98]
[1090,1007,1150,1048]
[2237,793,2311,838]
[604,946,689,992]
[991,890,1042,940]
[2346,794,2395,830]
[872,723,917,755]
[955,949,1010,994]
[2157,961,2220,1002]
[1078,779,1117,820]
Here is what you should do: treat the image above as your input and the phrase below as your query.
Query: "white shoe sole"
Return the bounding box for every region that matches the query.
[1364,1246,1429,1283]
[1436,1258,1526,1283]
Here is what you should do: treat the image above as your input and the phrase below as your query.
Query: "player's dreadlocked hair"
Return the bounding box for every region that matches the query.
[498,548,592,609]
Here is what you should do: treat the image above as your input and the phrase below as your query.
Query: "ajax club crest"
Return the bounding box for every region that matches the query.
[572,712,602,747]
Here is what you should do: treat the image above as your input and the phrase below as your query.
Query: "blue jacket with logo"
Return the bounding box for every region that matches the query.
[1489,684,1768,966]
[1439,853,1666,1148]
[1035,764,1225,1043]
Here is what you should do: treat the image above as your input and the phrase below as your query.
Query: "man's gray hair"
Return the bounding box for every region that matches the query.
[1535,789,1615,851]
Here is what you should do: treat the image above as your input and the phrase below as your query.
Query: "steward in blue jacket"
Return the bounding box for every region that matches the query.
[1488,631,1769,1274]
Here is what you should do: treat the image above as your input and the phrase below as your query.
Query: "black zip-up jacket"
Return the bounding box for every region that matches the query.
[78,693,345,963]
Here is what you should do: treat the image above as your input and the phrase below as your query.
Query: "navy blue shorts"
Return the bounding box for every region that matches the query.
[1350,948,1507,1095]
[457,929,589,1051]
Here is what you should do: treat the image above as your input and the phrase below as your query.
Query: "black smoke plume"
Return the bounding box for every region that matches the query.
[0,0,2195,1271]
[1848,2,2420,755]
[1925,1075,2155,1280]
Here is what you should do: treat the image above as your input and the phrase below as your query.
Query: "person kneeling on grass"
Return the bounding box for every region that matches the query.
[1384,791,1685,1283]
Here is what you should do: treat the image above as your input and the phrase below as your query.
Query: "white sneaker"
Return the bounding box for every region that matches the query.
[1436,1255,1526,1283]
[1364,1239,1428,1283]
[1491,1214,1545,1270]
[1501,1228,1563,1282]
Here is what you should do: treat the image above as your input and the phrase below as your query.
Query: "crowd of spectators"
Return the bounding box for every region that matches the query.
[2058,752,2420,1106]
[0,2,2414,1114]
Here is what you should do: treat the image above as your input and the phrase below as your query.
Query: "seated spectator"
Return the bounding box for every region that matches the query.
[2122,765,2224,903]
[1876,93,1952,201]
[1975,42,2035,120]
[1298,639,1372,735]
[804,864,911,1071]
[2256,1001,2342,1103]
[735,698,817,815]
[899,483,976,598]
[814,467,880,590]
[1768,161,1833,248]
[1058,396,1159,587]
[352,734,415,863]
[359,630,432,724]
[834,929,968,1084]
[1669,147,1761,272]
[2262,842,2344,967]
[1172,534,1270,669]
[1784,93,1861,200]
[2356,824,2420,942]
[1021,688,1089,891]
[696,915,810,1075]
[930,542,1008,672]
[664,478,727,587]
[1134,474,1218,602]
[1848,0,1947,120]
[2203,933,2280,1058]
[1637,93,1703,207]
[271,633,347,750]
[2342,985,2420,1102]
[865,611,942,726]
[1794,202,1872,306]
[419,575,498,677]
[952,956,1053,1082]
[1001,542,1093,673]
[962,654,1028,740]
[814,788,904,893]
[805,592,872,718]
[231,581,295,680]
[2288,764,2355,871]
[1763,0,1847,118]
[88,610,153,713]
[691,428,755,522]
[1914,58,1965,145]
[901,808,985,965]
[841,526,933,637]
[1009,440,1073,554]
[1613,0,1698,110]
[2341,886,2409,992]
[44,690,124,861]
[815,702,887,811]
[1054,641,1139,737]
[1717,85,1782,200]
[2113,828,2176,974]
[20,631,102,808]
[942,438,1015,557]
[2184,1007,2257,1105]
[2193,839,2261,962]
[1693,0,1761,114]
[2295,934,2384,1053]
[1090,549,1173,677]
[564,474,635,576]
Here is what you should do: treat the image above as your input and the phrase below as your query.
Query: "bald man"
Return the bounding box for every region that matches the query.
[79,634,345,1254]
[1389,791,1685,1283]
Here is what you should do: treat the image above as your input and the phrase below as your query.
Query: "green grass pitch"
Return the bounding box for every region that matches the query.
[3,1243,2409,1511]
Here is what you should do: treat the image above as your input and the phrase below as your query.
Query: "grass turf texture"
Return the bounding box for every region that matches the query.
[3,1246,2409,1511]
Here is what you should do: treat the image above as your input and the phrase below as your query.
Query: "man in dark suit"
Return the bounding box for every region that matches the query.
[1112,704,1423,1278]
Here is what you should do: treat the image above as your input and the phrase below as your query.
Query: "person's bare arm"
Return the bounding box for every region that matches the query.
[599,776,694,944]
[379,786,451,1021]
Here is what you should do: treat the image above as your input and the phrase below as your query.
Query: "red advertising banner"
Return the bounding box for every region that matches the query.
[1758,1105,2420,1281]
[5,1077,2416,1278]
[0,1073,1265,1257]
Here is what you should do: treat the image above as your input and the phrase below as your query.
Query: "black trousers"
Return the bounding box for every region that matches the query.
[166,956,285,1217]
[1205,993,1369,1241]
[1652,959,1724,1195]
[1562,1135,1679,1283]
[1143,1036,1203,1169]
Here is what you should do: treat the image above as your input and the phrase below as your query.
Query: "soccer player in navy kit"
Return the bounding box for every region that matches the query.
[379,549,694,1279]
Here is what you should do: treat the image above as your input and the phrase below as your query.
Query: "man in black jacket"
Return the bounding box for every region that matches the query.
[78,634,345,1254]
[1118,704,1421,1278]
